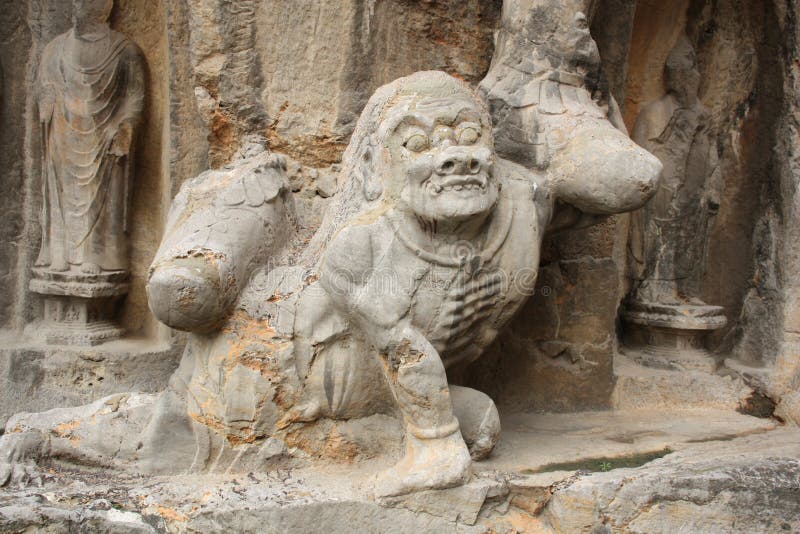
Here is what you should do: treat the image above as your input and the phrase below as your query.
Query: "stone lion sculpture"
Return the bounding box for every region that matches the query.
[0,70,660,498]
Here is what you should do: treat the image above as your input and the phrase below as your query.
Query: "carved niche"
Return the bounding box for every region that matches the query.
[624,36,726,369]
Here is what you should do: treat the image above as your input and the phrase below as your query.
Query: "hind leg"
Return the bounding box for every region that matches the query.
[450,385,501,460]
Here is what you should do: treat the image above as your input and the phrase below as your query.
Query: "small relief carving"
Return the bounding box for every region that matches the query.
[64,304,80,322]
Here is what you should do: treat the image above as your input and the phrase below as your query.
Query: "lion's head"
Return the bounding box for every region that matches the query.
[306,71,502,263]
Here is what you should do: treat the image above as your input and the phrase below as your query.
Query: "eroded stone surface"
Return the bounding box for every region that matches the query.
[0,410,793,533]
[0,1,798,532]
[0,336,180,429]
[544,428,800,533]
[623,36,727,369]
[612,352,753,410]
[480,408,776,475]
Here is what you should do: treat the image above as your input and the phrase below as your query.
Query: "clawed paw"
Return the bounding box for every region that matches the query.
[374,432,472,499]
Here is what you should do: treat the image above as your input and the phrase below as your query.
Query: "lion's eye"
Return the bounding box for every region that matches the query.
[404,133,430,152]
[458,127,480,145]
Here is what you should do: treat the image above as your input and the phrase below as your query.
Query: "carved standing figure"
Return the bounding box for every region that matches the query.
[623,36,726,367]
[30,0,144,345]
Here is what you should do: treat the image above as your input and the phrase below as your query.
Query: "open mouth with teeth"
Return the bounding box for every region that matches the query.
[424,176,489,195]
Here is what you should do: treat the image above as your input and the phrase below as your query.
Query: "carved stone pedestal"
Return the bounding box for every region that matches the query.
[29,269,128,346]
[622,300,727,372]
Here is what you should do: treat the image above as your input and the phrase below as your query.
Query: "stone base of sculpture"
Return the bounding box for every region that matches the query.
[623,300,727,372]
[0,406,793,533]
[29,269,128,346]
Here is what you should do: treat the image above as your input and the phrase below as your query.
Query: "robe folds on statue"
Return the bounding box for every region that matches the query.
[36,28,144,273]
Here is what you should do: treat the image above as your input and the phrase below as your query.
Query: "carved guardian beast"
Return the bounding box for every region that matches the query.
[0,71,660,497]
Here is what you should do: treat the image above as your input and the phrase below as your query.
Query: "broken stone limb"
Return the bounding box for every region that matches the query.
[146,149,294,334]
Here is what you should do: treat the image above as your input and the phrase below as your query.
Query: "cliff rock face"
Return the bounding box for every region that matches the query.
[769,0,800,423]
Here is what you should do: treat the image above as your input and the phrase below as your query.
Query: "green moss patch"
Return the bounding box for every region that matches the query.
[522,447,673,474]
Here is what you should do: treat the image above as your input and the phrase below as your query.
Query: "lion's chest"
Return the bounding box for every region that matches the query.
[410,263,505,353]
[371,216,542,359]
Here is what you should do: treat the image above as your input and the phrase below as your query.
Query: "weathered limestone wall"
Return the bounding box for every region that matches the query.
[113,0,171,339]
[172,0,500,228]
[588,0,637,107]
[770,0,800,423]
[622,0,783,360]
[459,0,637,412]
[613,0,800,420]
[692,0,782,357]
[463,237,624,412]
[0,3,31,330]
[182,0,500,169]
[622,0,691,128]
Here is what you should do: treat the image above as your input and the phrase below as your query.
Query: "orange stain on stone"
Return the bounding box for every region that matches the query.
[221,311,292,380]
[156,506,188,523]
